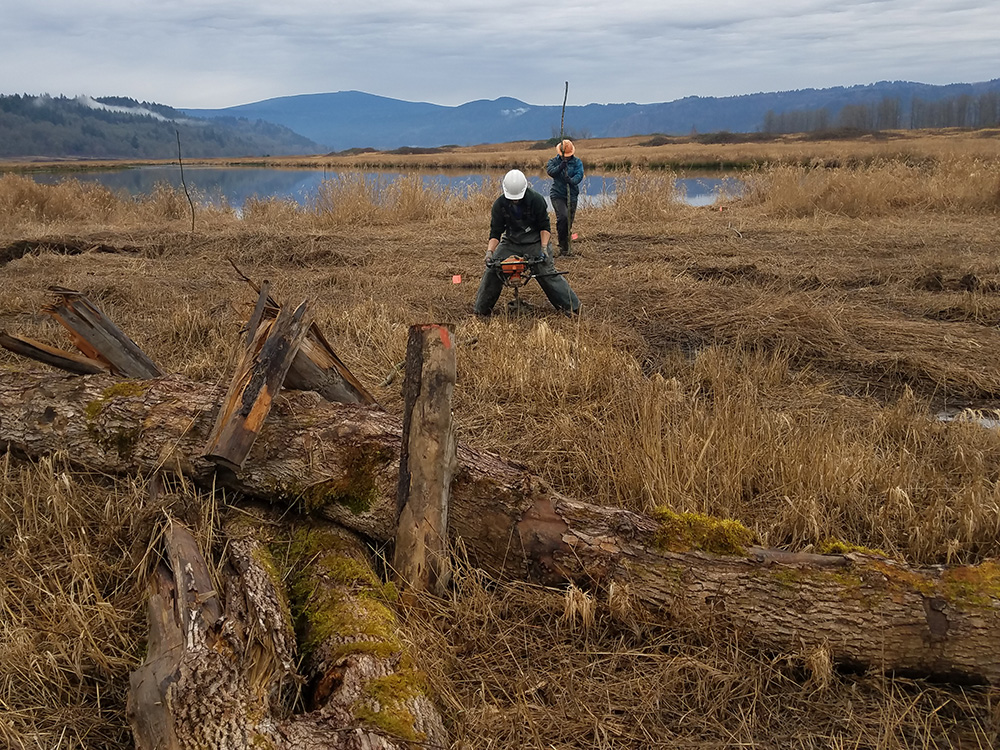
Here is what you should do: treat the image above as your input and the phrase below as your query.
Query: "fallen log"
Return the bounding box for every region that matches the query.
[3,369,1000,684]
[127,513,447,749]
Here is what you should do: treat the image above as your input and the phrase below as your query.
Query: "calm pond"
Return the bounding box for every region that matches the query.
[27,166,741,211]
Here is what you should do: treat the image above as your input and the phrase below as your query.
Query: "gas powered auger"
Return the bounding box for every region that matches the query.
[487,255,568,316]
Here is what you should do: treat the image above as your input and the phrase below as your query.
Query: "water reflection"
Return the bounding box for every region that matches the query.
[27,166,741,211]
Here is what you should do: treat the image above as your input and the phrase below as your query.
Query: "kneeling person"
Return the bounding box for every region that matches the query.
[473,169,581,317]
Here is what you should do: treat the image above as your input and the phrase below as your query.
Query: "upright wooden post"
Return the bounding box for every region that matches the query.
[393,324,457,595]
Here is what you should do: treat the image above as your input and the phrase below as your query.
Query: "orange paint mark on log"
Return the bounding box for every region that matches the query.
[438,327,452,349]
[244,387,274,431]
[418,324,452,349]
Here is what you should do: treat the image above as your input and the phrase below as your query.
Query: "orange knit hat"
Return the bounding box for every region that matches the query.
[557,139,575,157]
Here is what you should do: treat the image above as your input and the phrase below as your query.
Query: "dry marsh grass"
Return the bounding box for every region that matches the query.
[743,158,1000,216]
[3,142,1000,747]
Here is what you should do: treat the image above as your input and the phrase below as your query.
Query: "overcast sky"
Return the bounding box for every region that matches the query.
[2,1,997,110]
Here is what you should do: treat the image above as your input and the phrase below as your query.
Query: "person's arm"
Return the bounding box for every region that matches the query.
[532,191,552,251]
[485,237,500,261]
[486,199,505,260]
[545,156,564,178]
[568,158,584,186]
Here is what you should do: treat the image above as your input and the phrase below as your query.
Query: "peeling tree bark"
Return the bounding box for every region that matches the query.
[4,370,1000,685]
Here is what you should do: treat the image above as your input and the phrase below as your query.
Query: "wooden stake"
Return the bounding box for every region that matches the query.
[393,324,457,595]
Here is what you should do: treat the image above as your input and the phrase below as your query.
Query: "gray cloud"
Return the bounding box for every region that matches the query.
[1,0,996,108]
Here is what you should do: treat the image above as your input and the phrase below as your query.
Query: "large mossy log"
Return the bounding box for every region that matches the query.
[127,512,447,749]
[4,369,1000,684]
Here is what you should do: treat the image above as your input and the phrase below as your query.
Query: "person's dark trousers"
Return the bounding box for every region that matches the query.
[551,196,577,255]
[474,239,580,315]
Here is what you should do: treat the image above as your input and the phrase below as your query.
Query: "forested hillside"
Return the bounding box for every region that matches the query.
[0,94,323,159]
[184,80,1000,151]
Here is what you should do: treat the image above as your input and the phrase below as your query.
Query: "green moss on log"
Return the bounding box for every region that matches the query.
[83,381,150,460]
[816,538,888,557]
[940,561,1000,609]
[651,507,754,555]
[353,672,427,742]
[298,443,395,515]
[282,527,400,659]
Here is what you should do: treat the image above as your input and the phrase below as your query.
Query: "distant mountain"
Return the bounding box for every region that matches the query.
[4,81,999,160]
[0,94,323,159]
[182,80,1000,152]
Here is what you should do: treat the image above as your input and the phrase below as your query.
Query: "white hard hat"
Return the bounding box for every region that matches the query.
[502,169,528,200]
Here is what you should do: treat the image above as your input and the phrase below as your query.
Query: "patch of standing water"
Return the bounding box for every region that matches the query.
[26,166,743,214]
[937,408,1000,430]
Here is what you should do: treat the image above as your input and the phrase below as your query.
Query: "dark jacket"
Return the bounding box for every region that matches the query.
[489,187,551,245]
[546,155,584,200]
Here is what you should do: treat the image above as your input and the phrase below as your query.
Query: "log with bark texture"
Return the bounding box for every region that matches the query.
[127,513,447,749]
[4,369,1000,684]
[393,324,457,595]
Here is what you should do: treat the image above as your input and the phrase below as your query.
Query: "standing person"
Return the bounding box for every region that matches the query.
[546,139,584,256]
[473,169,581,317]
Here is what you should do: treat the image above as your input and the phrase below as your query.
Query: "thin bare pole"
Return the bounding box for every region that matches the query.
[175,129,196,232]
[560,81,568,141]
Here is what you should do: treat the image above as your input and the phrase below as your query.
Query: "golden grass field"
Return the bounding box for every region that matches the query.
[2,131,1000,748]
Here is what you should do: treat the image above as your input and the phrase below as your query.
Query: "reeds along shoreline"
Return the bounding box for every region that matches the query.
[0,152,998,232]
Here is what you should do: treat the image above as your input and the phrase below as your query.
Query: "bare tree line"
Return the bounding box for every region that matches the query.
[762,92,1000,134]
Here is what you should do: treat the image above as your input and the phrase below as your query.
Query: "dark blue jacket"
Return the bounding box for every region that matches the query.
[546,155,584,201]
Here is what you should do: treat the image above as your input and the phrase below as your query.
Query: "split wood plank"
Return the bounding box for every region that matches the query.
[258,305,377,406]
[42,286,162,378]
[0,331,109,375]
[203,299,311,471]
[232,266,376,405]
